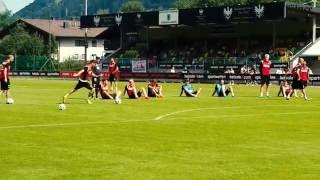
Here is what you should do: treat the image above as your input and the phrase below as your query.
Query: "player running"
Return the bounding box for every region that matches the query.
[212,79,235,97]
[0,55,14,103]
[259,54,272,97]
[297,60,310,100]
[148,79,163,98]
[108,58,119,92]
[180,79,201,97]
[123,79,148,99]
[92,57,102,98]
[100,79,121,100]
[62,60,96,104]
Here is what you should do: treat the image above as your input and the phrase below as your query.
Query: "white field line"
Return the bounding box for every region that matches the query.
[0,105,318,130]
[165,111,319,121]
[153,104,315,120]
[0,120,146,130]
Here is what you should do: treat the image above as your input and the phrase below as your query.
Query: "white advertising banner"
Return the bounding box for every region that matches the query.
[132,60,147,73]
[159,9,179,25]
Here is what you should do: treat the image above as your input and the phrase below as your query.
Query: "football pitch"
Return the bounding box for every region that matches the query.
[0,78,320,179]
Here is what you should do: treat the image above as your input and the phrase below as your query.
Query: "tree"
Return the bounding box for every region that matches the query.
[0,24,45,55]
[0,11,15,28]
[120,0,145,13]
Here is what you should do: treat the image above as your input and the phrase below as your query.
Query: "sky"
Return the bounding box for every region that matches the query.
[3,0,34,13]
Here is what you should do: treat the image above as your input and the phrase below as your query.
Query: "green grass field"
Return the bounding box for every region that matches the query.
[0,78,320,179]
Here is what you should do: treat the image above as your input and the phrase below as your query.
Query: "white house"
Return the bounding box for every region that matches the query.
[19,19,108,62]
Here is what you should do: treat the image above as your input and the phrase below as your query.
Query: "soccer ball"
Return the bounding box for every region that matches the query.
[58,103,66,110]
[6,98,14,104]
[115,98,122,104]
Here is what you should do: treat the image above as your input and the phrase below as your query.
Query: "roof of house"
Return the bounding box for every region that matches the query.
[21,19,108,38]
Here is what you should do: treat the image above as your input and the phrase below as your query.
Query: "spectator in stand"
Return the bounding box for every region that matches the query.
[170,66,176,73]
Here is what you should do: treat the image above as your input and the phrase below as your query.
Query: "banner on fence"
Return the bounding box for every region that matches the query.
[132,60,147,73]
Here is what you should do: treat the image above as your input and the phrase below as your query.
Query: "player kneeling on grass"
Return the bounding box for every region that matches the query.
[123,79,148,99]
[148,79,163,98]
[180,79,201,97]
[100,79,121,100]
[212,79,235,97]
[63,60,96,104]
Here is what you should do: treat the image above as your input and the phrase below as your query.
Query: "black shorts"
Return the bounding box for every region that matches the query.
[148,88,158,97]
[101,93,117,99]
[128,91,142,99]
[292,79,303,90]
[92,77,101,89]
[74,80,93,90]
[109,74,117,82]
[301,80,308,88]
[218,89,231,97]
[261,75,270,85]
[0,79,10,90]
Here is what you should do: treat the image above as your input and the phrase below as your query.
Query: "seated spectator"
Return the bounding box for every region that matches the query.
[212,79,235,97]
[180,79,202,97]
[148,79,163,98]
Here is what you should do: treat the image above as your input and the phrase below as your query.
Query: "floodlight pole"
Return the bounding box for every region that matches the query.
[312,0,317,43]
[84,0,88,64]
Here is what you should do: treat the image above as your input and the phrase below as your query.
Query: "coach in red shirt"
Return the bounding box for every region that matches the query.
[259,54,272,97]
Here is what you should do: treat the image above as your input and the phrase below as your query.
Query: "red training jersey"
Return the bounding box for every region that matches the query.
[79,66,90,81]
[261,59,271,76]
[109,62,117,75]
[0,61,10,81]
[126,83,134,96]
[299,66,309,81]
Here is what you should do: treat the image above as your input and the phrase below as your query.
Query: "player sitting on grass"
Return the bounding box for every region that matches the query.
[212,79,235,97]
[148,79,163,98]
[62,60,96,104]
[123,79,148,99]
[280,80,293,100]
[100,79,121,100]
[180,79,201,97]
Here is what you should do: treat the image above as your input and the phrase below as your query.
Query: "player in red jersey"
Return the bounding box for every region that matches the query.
[100,79,121,100]
[0,55,14,102]
[62,60,96,104]
[291,58,304,97]
[148,79,163,98]
[108,58,119,91]
[297,60,310,100]
[123,79,148,99]
[259,54,272,97]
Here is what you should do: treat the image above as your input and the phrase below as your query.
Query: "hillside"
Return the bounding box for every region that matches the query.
[15,0,174,19]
